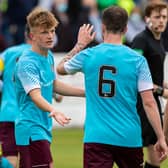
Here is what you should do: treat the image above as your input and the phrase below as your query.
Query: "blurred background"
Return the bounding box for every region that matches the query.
[0,0,167,52]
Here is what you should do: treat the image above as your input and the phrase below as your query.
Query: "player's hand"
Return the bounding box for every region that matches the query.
[49,110,71,126]
[53,93,63,103]
[77,24,96,48]
[154,138,168,162]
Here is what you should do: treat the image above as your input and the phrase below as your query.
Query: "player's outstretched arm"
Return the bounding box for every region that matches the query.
[53,80,85,97]
[29,88,70,126]
[57,24,95,75]
[140,90,168,162]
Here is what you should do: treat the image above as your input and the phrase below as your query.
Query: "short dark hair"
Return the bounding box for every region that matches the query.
[102,6,128,34]
[145,1,168,17]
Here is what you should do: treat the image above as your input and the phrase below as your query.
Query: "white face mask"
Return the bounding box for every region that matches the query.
[130,13,141,22]
[56,3,68,13]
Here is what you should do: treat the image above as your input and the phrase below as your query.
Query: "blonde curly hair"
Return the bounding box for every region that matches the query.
[27,7,59,31]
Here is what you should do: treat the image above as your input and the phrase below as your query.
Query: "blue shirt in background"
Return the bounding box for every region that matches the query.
[0,43,31,122]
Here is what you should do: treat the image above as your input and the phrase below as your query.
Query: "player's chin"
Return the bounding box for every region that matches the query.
[159,26,166,32]
[45,42,54,48]
[156,29,164,33]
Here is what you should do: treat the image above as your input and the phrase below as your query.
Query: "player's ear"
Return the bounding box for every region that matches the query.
[145,17,152,28]
[102,24,106,33]
[123,26,127,34]
[145,17,149,23]
[29,32,34,40]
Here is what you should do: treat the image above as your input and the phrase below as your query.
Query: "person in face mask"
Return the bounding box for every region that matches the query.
[51,0,72,52]
[56,0,68,13]
[82,0,102,43]
[125,6,145,46]
[52,0,68,24]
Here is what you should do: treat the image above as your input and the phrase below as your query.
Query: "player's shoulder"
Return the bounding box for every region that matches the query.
[1,45,20,57]
[91,43,105,50]
[124,45,145,60]
[76,45,97,58]
[2,43,30,59]
[18,50,36,66]
[82,43,105,55]
[16,57,37,74]
[6,43,29,52]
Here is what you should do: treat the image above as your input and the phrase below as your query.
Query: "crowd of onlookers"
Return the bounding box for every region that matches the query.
[0,0,167,52]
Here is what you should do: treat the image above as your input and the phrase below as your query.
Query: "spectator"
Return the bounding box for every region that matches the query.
[82,0,102,44]
[51,0,73,52]
[1,0,38,46]
[125,6,145,46]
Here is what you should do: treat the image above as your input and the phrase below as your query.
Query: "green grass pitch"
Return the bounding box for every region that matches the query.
[51,128,168,168]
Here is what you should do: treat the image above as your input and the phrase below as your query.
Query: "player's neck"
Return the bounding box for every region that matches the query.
[32,45,48,57]
[148,27,161,40]
[151,31,161,40]
[103,33,123,45]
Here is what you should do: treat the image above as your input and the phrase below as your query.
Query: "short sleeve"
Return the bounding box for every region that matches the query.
[17,62,40,94]
[137,57,153,92]
[64,49,89,74]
